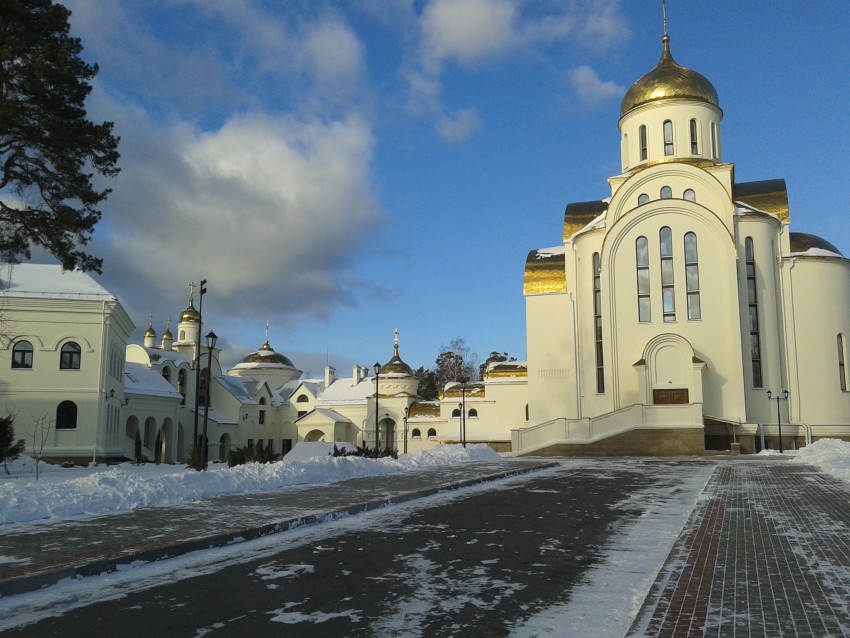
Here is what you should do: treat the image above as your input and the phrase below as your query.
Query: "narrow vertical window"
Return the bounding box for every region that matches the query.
[660,227,675,322]
[746,238,762,387]
[660,186,672,199]
[685,232,701,320]
[593,253,604,393]
[839,334,847,391]
[690,119,699,154]
[636,237,651,322]
[711,122,718,159]
[663,120,674,156]
[622,134,629,170]
[639,125,647,161]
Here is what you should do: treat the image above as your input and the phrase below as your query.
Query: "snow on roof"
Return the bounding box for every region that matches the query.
[789,247,844,258]
[144,347,193,367]
[0,263,116,301]
[533,246,565,258]
[316,376,374,404]
[216,375,263,403]
[296,407,352,424]
[124,363,183,399]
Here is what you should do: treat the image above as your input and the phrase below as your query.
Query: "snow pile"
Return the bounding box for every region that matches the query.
[0,444,501,526]
[792,438,850,482]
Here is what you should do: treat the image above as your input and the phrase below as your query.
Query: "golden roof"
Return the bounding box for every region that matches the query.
[381,343,414,376]
[237,340,296,367]
[734,179,789,223]
[144,321,156,338]
[789,232,843,257]
[563,200,608,241]
[483,362,528,380]
[408,401,440,418]
[441,382,485,399]
[524,249,566,295]
[620,35,719,118]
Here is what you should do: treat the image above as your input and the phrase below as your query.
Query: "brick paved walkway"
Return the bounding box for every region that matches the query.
[0,459,553,597]
[629,460,850,637]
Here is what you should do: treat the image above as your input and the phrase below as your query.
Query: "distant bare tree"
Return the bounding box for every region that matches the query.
[27,413,53,480]
[435,337,480,390]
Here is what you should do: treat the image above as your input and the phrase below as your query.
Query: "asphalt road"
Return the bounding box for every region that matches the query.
[6,460,711,637]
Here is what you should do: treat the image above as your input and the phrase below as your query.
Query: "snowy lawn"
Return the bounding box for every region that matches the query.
[0,443,502,526]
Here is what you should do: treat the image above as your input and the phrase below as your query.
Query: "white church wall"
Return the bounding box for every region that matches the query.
[525,292,575,424]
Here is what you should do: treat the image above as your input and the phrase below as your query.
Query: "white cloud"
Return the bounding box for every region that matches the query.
[437,108,482,142]
[569,65,623,105]
[91,95,385,329]
[420,0,517,65]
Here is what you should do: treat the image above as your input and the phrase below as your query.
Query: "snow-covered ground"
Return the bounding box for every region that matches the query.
[790,437,850,480]
[0,443,502,526]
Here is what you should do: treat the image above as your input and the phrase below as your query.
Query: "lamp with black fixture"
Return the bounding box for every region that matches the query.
[191,279,207,464]
[373,362,381,452]
[459,376,469,448]
[766,389,790,453]
[201,330,217,470]
[403,406,409,455]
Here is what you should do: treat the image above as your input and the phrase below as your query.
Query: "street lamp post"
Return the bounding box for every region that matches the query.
[201,330,218,470]
[459,376,469,448]
[766,389,789,453]
[373,362,381,453]
[191,279,207,462]
[403,407,409,455]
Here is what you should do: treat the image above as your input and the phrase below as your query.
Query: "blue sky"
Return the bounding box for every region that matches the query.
[55,0,850,376]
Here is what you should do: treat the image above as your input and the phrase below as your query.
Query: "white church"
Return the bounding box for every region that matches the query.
[2,28,849,464]
[515,31,850,456]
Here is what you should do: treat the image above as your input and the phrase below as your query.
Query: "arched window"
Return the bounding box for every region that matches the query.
[56,400,77,429]
[259,397,266,425]
[711,122,718,159]
[639,125,648,161]
[12,340,33,369]
[468,408,478,418]
[746,238,762,387]
[839,334,848,392]
[60,341,81,370]
[689,119,698,155]
[593,252,604,393]
[525,404,529,421]
[638,193,649,206]
[162,367,171,383]
[663,120,674,156]
[411,428,422,439]
[684,232,701,320]
[296,395,309,403]
[427,428,437,438]
[178,369,187,405]
[179,330,186,341]
[636,236,651,322]
[683,188,696,202]
[622,133,629,170]
[660,227,675,322]
[451,408,461,419]
[660,186,672,199]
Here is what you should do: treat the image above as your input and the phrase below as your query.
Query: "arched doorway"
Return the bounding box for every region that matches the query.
[219,433,231,461]
[125,415,139,460]
[378,417,396,452]
[305,429,325,442]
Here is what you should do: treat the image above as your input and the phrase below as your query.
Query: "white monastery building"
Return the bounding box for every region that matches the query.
[2,29,849,464]
[515,31,850,456]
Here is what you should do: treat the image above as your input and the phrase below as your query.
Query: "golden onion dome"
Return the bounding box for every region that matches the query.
[380,343,414,376]
[236,340,295,367]
[620,35,719,118]
[179,302,200,323]
[144,323,156,338]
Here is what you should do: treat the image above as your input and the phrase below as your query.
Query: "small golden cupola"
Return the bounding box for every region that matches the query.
[143,317,157,348]
[376,329,418,397]
[618,30,724,172]
[176,282,201,344]
[161,318,174,351]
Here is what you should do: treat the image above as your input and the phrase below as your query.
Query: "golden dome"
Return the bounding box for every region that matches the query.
[381,343,414,376]
[620,35,719,118]
[789,233,843,257]
[144,323,156,338]
[236,340,296,367]
[162,318,173,340]
[179,301,200,323]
